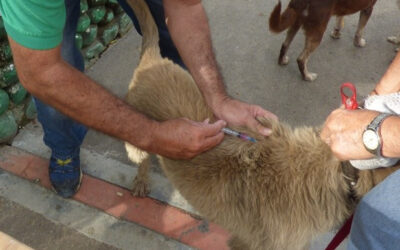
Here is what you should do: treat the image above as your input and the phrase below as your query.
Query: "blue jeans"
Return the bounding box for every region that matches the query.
[34,0,183,159]
[347,169,400,250]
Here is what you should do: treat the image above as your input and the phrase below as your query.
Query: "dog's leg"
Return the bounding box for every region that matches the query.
[297,35,323,81]
[354,6,374,47]
[279,21,301,65]
[330,16,344,39]
[131,155,152,197]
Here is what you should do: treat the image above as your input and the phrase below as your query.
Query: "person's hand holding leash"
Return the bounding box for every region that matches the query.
[321,108,380,160]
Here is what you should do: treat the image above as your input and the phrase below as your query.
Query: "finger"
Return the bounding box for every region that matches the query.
[254,106,278,121]
[201,131,225,151]
[248,117,272,136]
[201,119,227,136]
[202,118,210,124]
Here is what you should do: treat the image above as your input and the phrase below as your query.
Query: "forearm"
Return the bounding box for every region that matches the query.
[163,0,227,108]
[10,41,156,151]
[375,51,400,94]
[381,115,400,158]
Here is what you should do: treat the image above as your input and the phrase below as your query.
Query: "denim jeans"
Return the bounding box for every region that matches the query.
[347,169,400,250]
[34,0,182,159]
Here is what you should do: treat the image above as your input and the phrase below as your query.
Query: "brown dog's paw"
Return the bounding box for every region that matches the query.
[354,37,366,47]
[330,29,341,39]
[279,55,289,65]
[131,177,150,197]
[304,72,318,81]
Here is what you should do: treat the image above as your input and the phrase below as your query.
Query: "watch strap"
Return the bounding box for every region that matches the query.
[367,113,392,132]
[366,113,393,156]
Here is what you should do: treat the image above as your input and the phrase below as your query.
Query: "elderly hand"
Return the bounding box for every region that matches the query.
[212,97,278,136]
[320,108,380,160]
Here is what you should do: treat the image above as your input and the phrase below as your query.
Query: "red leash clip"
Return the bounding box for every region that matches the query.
[340,82,358,110]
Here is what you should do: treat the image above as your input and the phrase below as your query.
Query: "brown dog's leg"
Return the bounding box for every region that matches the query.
[279,21,301,65]
[330,16,344,39]
[354,6,374,47]
[297,34,323,81]
[131,155,152,197]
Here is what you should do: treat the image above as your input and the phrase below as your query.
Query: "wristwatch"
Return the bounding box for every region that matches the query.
[362,113,392,157]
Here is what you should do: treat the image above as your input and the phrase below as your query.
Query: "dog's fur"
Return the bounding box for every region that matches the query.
[387,0,400,51]
[124,0,399,249]
[269,0,378,81]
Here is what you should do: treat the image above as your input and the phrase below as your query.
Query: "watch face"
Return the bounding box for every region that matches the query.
[363,129,379,151]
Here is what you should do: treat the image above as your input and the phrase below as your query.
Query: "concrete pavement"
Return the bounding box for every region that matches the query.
[2,0,400,249]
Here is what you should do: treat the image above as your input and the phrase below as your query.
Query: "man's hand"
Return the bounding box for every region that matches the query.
[147,118,226,159]
[212,97,278,136]
[320,108,379,160]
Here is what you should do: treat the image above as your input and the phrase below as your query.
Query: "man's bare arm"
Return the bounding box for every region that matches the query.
[9,37,225,159]
[163,0,278,136]
[375,51,400,94]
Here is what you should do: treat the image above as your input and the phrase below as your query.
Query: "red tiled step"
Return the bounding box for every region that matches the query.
[0,146,230,250]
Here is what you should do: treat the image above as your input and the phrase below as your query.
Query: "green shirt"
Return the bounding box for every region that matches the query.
[0,0,66,50]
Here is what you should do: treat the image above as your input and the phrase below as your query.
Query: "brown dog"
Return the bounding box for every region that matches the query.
[124,0,398,249]
[269,0,378,81]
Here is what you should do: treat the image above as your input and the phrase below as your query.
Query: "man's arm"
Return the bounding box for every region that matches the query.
[9,37,225,159]
[374,51,400,95]
[163,0,277,136]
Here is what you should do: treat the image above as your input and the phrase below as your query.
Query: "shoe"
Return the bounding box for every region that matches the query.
[49,153,82,198]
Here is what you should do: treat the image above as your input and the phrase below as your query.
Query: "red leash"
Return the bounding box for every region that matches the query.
[325,215,353,250]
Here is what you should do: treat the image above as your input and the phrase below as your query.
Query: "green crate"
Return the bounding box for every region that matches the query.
[7,82,27,105]
[80,0,89,14]
[99,8,114,25]
[0,111,17,143]
[82,25,98,47]
[82,39,105,59]
[0,63,18,88]
[75,33,83,49]
[117,13,133,36]
[0,89,9,115]
[98,21,119,45]
[87,6,106,24]
[0,42,12,61]
[88,0,107,6]
[25,97,37,120]
[76,13,91,33]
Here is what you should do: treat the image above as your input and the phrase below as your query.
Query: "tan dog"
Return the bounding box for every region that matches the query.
[387,0,400,51]
[269,0,378,81]
[124,0,399,249]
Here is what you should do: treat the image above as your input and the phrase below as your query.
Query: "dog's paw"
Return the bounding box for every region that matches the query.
[131,177,150,197]
[354,37,366,47]
[279,55,289,65]
[387,36,400,45]
[330,29,341,39]
[304,72,318,81]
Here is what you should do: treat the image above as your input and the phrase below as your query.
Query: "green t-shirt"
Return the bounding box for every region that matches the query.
[0,0,66,50]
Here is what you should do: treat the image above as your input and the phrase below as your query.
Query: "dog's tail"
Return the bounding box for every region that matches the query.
[269,1,298,33]
[126,0,161,63]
